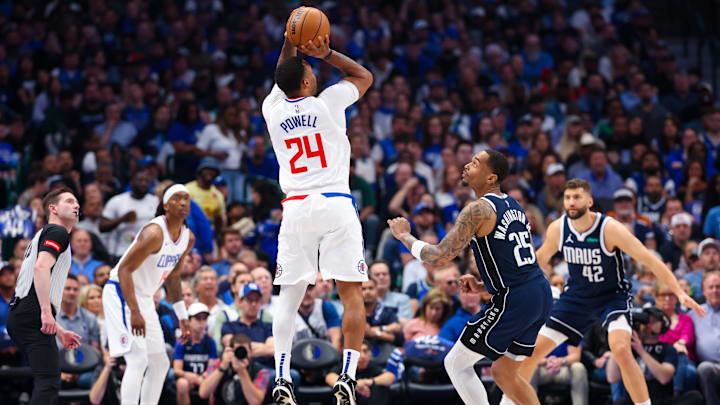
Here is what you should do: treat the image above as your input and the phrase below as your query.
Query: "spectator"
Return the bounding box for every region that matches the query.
[211,228,245,277]
[169,102,208,183]
[70,229,104,283]
[56,275,101,388]
[581,322,612,386]
[403,288,452,342]
[537,163,567,216]
[78,284,105,349]
[243,135,279,181]
[684,239,720,299]
[88,349,124,405]
[75,191,111,251]
[93,264,111,288]
[196,106,246,203]
[194,266,230,336]
[432,264,462,311]
[578,148,624,210]
[369,261,413,323]
[607,307,704,405]
[351,158,380,256]
[654,281,698,394]
[403,233,440,313]
[220,283,274,367]
[198,333,270,405]
[702,174,720,239]
[213,270,267,351]
[250,267,277,316]
[628,82,668,142]
[325,340,396,405]
[610,188,658,248]
[660,213,694,270]
[531,343,588,405]
[295,283,342,351]
[186,158,225,231]
[362,279,403,347]
[99,168,159,258]
[439,281,484,342]
[174,303,217,405]
[690,271,720,404]
[217,261,249,304]
[94,102,138,150]
[637,175,669,224]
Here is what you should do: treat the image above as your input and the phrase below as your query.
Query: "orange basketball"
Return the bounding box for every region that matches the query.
[286,7,330,48]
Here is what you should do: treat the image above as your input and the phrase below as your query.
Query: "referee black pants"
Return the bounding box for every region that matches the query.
[6,287,60,405]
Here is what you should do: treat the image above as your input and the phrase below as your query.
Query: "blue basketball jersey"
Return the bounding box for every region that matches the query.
[558,213,630,297]
[469,193,545,295]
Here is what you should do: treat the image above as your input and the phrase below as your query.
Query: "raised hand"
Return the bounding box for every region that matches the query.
[298,34,331,59]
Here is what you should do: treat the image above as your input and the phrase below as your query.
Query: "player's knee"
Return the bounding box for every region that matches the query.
[176,377,189,393]
[491,362,513,386]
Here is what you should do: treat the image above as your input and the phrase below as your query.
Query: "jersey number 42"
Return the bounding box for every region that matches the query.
[285,133,327,174]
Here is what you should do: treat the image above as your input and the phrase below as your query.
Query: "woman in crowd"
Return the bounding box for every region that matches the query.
[78,284,106,348]
[403,288,452,342]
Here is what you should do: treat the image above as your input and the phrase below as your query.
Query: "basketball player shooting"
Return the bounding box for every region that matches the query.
[262,21,373,405]
[102,184,195,405]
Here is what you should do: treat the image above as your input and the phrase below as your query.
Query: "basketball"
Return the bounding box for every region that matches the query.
[286,7,330,48]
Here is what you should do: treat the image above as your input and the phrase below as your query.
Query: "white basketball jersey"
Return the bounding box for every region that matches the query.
[262,80,360,196]
[109,216,189,297]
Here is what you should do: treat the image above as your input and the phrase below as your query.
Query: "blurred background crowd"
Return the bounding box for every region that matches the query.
[0,0,720,404]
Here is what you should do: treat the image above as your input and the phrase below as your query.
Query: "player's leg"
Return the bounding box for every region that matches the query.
[139,310,170,405]
[607,316,650,405]
[516,332,562,383]
[121,342,149,405]
[492,355,541,405]
[176,377,191,405]
[443,340,490,404]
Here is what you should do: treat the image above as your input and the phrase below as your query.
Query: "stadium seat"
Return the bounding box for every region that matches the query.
[369,342,396,368]
[58,344,101,404]
[403,355,458,404]
[290,338,340,405]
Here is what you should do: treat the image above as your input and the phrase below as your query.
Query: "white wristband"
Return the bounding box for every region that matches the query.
[173,301,188,320]
[411,241,429,261]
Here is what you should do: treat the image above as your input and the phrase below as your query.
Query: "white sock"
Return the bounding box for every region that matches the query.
[443,342,490,405]
[499,395,517,405]
[273,282,308,381]
[341,349,360,380]
[635,400,651,405]
[121,343,148,405]
[140,351,170,405]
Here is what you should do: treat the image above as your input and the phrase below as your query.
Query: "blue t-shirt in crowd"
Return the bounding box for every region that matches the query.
[703,206,720,239]
[439,306,477,342]
[174,334,218,375]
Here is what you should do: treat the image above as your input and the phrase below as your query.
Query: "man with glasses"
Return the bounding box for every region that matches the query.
[220,282,274,367]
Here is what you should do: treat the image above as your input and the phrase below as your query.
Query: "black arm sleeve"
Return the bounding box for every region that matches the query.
[37,224,71,259]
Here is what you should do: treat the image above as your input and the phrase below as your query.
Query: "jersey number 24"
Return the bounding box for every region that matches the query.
[285,133,327,174]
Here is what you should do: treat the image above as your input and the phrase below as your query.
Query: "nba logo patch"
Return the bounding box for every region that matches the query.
[295,104,301,114]
[357,260,366,275]
[275,264,283,278]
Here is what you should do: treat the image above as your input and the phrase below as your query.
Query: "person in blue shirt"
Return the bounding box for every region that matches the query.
[362,279,403,348]
[521,34,554,84]
[439,287,485,342]
[702,174,720,238]
[220,283,274,367]
[577,148,624,209]
[703,205,720,239]
[210,229,244,278]
[69,229,104,283]
[174,302,217,405]
[243,135,279,181]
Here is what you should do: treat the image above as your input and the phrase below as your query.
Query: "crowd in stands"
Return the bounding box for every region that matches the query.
[0,0,719,404]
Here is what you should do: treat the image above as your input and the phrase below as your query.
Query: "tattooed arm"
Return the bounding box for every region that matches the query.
[387,200,496,267]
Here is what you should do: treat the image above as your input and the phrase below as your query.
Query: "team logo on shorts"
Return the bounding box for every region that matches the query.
[357,260,366,275]
[275,264,283,278]
[120,333,129,347]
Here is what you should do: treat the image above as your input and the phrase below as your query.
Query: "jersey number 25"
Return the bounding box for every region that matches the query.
[285,133,328,174]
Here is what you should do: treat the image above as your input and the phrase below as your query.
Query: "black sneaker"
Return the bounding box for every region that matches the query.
[272,378,298,405]
[332,373,357,405]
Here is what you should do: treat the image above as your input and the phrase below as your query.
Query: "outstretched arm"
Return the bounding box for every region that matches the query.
[605,219,705,317]
[299,35,373,98]
[387,200,496,267]
[276,33,297,69]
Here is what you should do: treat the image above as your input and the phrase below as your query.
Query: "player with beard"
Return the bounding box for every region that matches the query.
[500,179,705,405]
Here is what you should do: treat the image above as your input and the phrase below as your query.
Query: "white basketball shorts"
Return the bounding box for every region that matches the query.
[274,193,368,285]
[102,281,165,357]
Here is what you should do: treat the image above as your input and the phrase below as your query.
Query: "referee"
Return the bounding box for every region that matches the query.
[6,187,82,405]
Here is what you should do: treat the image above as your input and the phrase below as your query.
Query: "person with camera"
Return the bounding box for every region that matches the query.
[606,307,704,405]
[199,333,270,405]
[89,349,123,405]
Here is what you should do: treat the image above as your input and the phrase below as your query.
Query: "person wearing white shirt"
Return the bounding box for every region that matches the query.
[196,106,247,202]
[99,169,159,258]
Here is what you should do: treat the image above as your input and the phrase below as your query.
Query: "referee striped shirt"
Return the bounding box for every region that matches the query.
[14,224,72,312]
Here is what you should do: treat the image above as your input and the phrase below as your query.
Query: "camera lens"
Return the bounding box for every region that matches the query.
[234,346,248,360]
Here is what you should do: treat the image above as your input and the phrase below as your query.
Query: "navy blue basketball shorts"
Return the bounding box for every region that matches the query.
[544,290,633,346]
[459,278,552,361]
